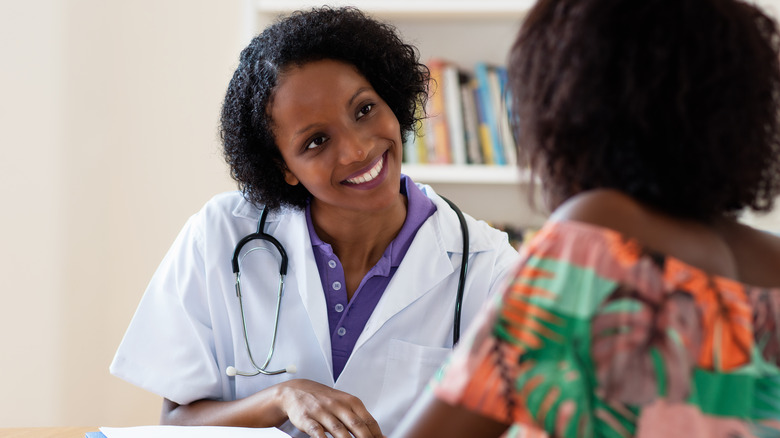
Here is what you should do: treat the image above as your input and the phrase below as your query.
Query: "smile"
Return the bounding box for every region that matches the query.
[344,155,384,185]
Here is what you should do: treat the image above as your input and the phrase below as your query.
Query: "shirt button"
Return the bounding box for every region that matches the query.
[332,281,342,291]
[337,327,346,336]
[335,303,344,313]
[328,260,337,269]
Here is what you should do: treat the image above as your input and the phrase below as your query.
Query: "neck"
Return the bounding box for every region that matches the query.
[310,194,407,272]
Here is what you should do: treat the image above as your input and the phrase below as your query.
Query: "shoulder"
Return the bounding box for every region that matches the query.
[199,191,253,217]
[548,189,729,275]
[196,191,298,224]
[416,184,519,269]
[549,189,646,230]
[716,219,780,288]
[549,189,780,287]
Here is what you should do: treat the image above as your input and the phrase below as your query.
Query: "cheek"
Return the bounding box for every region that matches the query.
[380,113,402,141]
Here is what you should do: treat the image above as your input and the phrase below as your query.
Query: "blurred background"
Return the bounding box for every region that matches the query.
[1,0,779,428]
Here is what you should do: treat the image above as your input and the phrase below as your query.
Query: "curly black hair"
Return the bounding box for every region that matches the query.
[509,0,780,221]
[220,7,429,211]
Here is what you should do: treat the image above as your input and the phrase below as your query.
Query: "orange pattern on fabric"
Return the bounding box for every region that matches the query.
[458,340,536,426]
[603,230,642,268]
[665,258,753,371]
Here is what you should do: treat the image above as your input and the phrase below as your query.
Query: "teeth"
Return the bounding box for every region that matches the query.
[346,157,383,184]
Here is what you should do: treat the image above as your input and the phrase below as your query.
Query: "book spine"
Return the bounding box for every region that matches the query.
[485,65,508,165]
[460,78,483,165]
[474,62,505,165]
[495,66,517,166]
[442,63,467,165]
[427,60,452,164]
[472,79,494,165]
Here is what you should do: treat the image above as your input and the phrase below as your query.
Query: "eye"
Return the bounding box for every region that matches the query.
[356,103,374,119]
[305,135,328,150]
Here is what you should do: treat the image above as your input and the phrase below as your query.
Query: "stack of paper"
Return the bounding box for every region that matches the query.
[93,425,291,438]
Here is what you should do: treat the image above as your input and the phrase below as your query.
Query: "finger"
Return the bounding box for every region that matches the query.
[329,402,382,438]
[315,412,355,438]
[329,411,374,438]
[296,417,328,438]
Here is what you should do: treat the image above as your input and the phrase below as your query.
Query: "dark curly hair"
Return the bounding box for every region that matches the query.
[509,0,780,221]
[220,7,429,211]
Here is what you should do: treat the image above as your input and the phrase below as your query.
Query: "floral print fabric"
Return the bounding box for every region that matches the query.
[433,220,780,438]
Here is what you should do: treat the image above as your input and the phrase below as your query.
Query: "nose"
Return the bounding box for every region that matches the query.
[337,129,370,164]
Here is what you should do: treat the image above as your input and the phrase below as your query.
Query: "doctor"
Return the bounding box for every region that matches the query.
[110,7,518,438]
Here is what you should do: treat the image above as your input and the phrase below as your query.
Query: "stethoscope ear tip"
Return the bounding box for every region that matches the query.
[225,366,238,377]
[285,364,297,374]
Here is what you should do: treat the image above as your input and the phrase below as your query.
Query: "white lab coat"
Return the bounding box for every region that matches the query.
[110,183,518,437]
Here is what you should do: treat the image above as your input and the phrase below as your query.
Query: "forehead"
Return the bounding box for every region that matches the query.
[271,59,371,109]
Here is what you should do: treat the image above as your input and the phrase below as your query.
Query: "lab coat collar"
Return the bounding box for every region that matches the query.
[349,185,495,357]
[352,209,454,353]
[418,184,499,254]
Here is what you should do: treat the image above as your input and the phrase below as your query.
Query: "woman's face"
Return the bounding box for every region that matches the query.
[269,59,404,215]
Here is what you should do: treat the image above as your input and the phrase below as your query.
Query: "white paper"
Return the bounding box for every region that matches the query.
[100,425,292,438]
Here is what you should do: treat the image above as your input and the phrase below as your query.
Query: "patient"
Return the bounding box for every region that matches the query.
[392,0,780,436]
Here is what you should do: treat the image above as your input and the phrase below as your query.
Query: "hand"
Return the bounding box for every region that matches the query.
[275,379,383,438]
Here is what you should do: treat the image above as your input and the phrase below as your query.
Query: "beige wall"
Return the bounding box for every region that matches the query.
[1,0,244,427]
[1,0,780,429]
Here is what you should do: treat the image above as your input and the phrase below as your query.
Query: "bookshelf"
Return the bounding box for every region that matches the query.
[251,0,547,228]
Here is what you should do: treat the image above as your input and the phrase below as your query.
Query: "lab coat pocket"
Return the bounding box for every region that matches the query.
[378,339,451,422]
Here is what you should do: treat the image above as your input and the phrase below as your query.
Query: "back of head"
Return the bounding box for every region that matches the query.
[509,0,780,221]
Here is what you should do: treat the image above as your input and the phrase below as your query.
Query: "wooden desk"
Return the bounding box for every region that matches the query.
[0,427,97,437]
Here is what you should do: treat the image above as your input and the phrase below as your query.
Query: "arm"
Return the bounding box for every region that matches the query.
[391,390,509,438]
[161,379,383,438]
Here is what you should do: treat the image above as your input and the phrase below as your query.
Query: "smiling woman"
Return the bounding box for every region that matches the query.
[108,6,519,438]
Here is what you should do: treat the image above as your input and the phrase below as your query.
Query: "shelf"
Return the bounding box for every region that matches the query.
[255,0,533,18]
[402,164,530,184]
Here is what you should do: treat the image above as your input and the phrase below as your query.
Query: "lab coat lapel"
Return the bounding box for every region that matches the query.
[273,210,335,380]
[352,212,455,351]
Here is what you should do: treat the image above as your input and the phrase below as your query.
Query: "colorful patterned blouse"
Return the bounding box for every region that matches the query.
[432,220,780,438]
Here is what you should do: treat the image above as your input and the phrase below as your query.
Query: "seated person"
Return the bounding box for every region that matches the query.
[393,0,780,436]
[110,7,518,438]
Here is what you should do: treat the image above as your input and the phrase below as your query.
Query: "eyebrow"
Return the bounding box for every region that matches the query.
[292,87,373,139]
[348,87,371,106]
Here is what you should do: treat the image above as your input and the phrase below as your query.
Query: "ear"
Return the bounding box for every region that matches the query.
[282,164,299,186]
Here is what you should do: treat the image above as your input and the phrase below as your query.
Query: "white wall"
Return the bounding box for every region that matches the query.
[1,0,780,429]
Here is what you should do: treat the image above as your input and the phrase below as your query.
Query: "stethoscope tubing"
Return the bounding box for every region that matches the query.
[229,207,290,376]
[440,196,469,345]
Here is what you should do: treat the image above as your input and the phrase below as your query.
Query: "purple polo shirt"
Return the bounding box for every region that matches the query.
[305,175,436,380]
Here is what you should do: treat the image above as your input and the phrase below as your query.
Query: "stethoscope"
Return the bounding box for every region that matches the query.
[225,196,469,378]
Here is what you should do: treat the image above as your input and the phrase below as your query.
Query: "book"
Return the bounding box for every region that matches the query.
[426,59,452,164]
[408,101,429,164]
[460,78,483,164]
[442,62,468,165]
[474,62,505,165]
[494,66,517,166]
[472,77,495,164]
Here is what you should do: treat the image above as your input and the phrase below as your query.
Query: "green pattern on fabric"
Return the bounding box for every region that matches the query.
[650,347,667,397]
[591,397,637,438]
[521,255,617,319]
[692,369,754,417]
[602,298,645,314]
[754,373,780,421]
